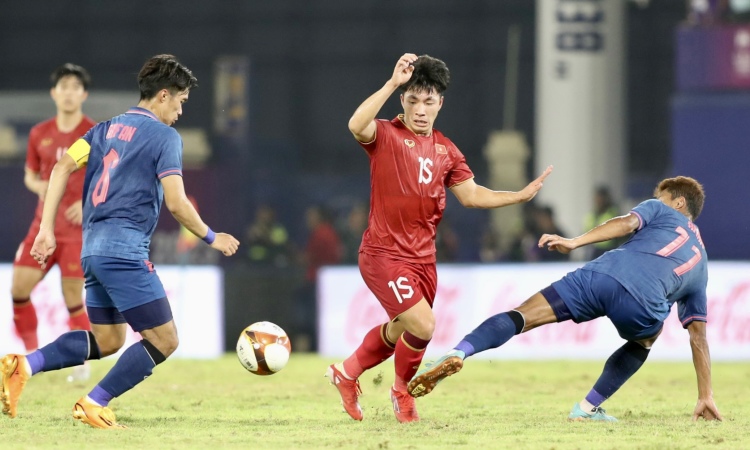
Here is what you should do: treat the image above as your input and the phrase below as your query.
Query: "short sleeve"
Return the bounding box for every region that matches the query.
[445,146,474,187]
[25,126,41,172]
[677,290,708,328]
[82,125,96,145]
[357,120,389,155]
[156,128,183,179]
[630,199,663,231]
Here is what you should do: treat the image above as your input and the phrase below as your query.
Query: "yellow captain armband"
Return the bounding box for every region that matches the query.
[66,139,91,168]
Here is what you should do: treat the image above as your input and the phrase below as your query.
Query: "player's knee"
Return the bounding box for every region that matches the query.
[61,288,83,305]
[162,332,179,357]
[10,283,33,300]
[409,314,435,340]
[97,337,125,357]
[151,331,179,358]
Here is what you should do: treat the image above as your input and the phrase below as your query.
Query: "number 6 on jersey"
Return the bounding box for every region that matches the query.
[92,148,120,206]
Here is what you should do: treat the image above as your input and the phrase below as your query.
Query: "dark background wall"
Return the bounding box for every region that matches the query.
[0,0,688,261]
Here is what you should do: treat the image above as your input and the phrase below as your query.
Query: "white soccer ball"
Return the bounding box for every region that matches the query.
[236,321,292,375]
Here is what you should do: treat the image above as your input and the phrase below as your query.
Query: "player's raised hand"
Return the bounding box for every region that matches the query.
[211,232,240,256]
[538,233,576,255]
[390,53,418,87]
[64,200,83,225]
[30,228,57,269]
[692,397,723,422]
[517,165,553,202]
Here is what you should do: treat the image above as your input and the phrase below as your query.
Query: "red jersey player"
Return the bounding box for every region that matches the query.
[326,54,553,423]
[11,64,95,380]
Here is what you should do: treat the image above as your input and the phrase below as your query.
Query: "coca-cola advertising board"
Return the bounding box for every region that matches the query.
[0,264,223,358]
[319,262,750,361]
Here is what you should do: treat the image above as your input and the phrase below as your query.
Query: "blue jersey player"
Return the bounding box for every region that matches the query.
[1,55,239,429]
[408,176,722,422]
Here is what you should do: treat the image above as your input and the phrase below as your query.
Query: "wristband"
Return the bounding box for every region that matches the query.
[202,227,216,244]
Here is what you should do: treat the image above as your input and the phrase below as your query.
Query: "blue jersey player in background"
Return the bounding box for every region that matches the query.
[408,176,722,423]
[1,54,239,429]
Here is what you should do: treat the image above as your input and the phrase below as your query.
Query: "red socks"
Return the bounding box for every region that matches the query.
[341,324,432,392]
[394,331,431,392]
[13,299,90,350]
[13,298,38,351]
[343,323,396,379]
[67,304,91,331]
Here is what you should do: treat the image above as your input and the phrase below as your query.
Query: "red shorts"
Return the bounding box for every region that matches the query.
[14,234,83,278]
[358,252,437,320]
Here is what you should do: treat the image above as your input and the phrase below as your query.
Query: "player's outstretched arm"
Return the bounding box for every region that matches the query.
[687,321,722,421]
[539,212,640,255]
[30,153,78,268]
[450,165,553,209]
[160,175,239,256]
[348,53,418,143]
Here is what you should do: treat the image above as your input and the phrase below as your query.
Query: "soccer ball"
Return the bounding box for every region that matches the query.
[236,321,291,375]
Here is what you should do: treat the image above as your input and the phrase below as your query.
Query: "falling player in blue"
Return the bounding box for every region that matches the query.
[408,176,723,422]
[0,55,240,428]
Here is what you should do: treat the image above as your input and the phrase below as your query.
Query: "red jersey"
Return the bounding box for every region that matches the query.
[25,116,96,243]
[358,116,474,263]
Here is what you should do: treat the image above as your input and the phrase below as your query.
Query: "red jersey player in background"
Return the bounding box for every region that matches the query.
[325,53,553,423]
[11,64,95,381]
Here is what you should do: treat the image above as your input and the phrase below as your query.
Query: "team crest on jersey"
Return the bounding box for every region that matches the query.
[435,144,447,154]
[404,139,415,148]
[41,138,53,147]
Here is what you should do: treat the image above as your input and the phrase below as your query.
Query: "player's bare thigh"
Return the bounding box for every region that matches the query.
[11,266,45,298]
[514,292,559,333]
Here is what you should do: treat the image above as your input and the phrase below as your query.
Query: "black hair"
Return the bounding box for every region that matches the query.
[400,54,450,95]
[138,54,198,101]
[655,176,705,220]
[50,63,91,91]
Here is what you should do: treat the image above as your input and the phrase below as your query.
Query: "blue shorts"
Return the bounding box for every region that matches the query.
[82,256,173,332]
[549,268,663,341]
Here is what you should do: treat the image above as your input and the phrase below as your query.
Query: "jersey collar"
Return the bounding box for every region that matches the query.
[126,107,159,122]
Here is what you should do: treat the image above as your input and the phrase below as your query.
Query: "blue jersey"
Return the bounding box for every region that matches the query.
[79,107,183,260]
[584,199,708,326]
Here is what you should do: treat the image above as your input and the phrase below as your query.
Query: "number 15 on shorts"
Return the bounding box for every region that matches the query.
[387,277,414,304]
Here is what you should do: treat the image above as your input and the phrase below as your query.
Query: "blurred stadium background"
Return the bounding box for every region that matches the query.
[0,1,748,360]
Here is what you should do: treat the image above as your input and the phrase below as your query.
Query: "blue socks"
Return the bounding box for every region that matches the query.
[453,311,525,358]
[585,341,650,407]
[89,341,164,407]
[27,330,99,375]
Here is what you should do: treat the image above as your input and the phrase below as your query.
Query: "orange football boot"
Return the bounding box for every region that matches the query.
[72,397,127,429]
[1,354,30,418]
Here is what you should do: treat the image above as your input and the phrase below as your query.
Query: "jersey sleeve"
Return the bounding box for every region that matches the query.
[156,128,183,179]
[66,139,91,169]
[357,120,389,155]
[676,290,708,328]
[25,126,41,172]
[445,146,474,187]
[630,199,663,231]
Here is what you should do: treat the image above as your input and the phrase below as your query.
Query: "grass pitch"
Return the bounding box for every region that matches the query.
[3,354,747,449]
